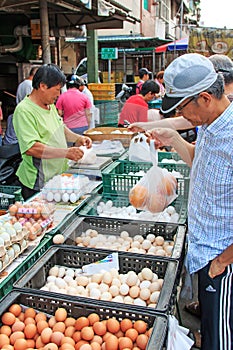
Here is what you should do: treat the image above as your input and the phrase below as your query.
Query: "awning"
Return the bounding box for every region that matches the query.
[155,37,188,53]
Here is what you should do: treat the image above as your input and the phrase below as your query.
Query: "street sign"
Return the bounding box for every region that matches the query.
[101,47,118,60]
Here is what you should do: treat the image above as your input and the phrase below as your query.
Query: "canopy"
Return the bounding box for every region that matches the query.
[155,37,188,53]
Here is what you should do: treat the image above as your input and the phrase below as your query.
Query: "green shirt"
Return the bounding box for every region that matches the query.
[13,97,68,190]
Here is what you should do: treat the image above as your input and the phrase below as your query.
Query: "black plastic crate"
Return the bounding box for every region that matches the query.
[14,245,179,314]
[0,185,22,210]
[0,290,168,350]
[60,216,187,263]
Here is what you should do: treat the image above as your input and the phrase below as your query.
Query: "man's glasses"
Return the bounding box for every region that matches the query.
[175,95,197,114]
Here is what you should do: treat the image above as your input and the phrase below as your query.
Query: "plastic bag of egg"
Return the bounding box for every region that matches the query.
[41,266,163,308]
[42,174,90,203]
[74,229,174,257]
[0,304,153,350]
[97,200,179,223]
[0,219,29,272]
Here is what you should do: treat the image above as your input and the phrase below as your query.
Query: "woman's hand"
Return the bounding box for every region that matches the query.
[75,135,92,148]
[66,147,84,161]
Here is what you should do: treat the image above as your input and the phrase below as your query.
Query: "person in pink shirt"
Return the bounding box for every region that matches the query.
[56,75,92,135]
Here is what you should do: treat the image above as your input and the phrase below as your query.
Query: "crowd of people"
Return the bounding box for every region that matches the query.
[0,53,233,350]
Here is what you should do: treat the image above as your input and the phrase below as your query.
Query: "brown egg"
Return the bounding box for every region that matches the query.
[50,331,64,346]
[1,345,14,350]
[14,338,28,350]
[133,321,147,334]
[81,326,94,341]
[125,329,138,343]
[79,345,92,350]
[0,334,10,348]
[105,334,118,350]
[136,334,149,349]
[18,312,25,322]
[48,316,56,328]
[2,312,16,326]
[35,312,47,323]
[61,336,75,346]
[102,332,111,342]
[146,327,153,337]
[119,337,133,350]
[91,342,101,350]
[60,343,75,350]
[0,325,12,337]
[55,308,67,322]
[41,327,53,344]
[115,330,124,338]
[75,340,89,350]
[43,343,59,350]
[9,204,18,216]
[24,317,36,326]
[120,319,133,333]
[91,335,103,345]
[65,317,76,327]
[37,320,49,334]
[106,319,120,334]
[12,321,25,333]
[35,335,45,348]
[72,330,81,342]
[9,331,25,345]
[93,322,106,336]
[53,321,66,333]
[24,308,36,319]
[8,304,22,317]
[65,326,76,338]
[26,339,35,348]
[75,317,90,331]
[88,313,100,326]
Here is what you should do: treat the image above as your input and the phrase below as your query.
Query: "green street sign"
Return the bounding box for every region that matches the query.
[101,47,118,60]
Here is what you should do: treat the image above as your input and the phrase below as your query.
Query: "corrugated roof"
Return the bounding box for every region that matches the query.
[66,35,170,44]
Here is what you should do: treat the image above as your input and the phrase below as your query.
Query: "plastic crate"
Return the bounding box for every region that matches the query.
[14,245,179,314]
[78,193,188,225]
[119,151,182,162]
[59,216,187,263]
[101,161,190,197]
[0,290,168,350]
[89,83,115,91]
[95,100,120,126]
[0,185,22,210]
[0,235,52,300]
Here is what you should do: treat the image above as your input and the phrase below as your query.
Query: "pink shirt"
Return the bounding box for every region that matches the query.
[56,88,91,129]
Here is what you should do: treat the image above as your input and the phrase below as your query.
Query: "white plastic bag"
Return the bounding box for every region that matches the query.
[167,315,194,350]
[77,146,97,165]
[128,133,158,163]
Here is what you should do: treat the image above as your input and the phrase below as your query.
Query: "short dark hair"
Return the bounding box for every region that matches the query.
[141,80,160,96]
[156,70,164,80]
[32,63,66,89]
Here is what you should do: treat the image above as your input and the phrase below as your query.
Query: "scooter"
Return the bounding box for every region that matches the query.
[0,144,22,185]
[116,83,133,110]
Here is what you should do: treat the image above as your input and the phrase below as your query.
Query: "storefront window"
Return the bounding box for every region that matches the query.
[144,0,149,10]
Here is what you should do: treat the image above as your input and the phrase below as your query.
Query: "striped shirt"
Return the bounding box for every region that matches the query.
[187,102,233,274]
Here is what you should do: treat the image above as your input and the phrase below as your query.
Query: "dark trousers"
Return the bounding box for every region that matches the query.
[21,184,40,201]
[198,262,233,350]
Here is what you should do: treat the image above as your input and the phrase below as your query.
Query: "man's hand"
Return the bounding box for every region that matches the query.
[75,135,92,148]
[66,147,84,161]
[127,124,145,133]
[146,128,178,148]
[209,258,226,279]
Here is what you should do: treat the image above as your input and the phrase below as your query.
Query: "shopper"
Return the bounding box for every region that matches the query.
[56,75,92,135]
[13,63,92,200]
[0,102,3,146]
[118,80,159,126]
[136,67,152,94]
[155,70,165,97]
[16,66,38,104]
[147,53,233,350]
[2,102,18,145]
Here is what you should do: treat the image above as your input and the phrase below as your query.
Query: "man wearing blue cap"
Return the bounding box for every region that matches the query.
[148,53,233,350]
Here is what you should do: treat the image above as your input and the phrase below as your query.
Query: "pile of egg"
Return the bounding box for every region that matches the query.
[96,200,179,223]
[8,201,54,241]
[75,229,174,257]
[42,174,90,203]
[0,218,29,273]
[42,266,163,308]
[0,304,152,350]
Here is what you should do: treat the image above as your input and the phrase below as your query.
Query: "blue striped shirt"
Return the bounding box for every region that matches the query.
[187,102,233,274]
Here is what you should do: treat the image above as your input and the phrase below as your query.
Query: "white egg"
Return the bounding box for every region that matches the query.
[53,234,65,244]
[69,193,77,203]
[46,191,54,202]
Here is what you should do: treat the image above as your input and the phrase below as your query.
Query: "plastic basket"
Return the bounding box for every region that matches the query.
[89,83,115,91]
[59,216,187,263]
[0,185,22,210]
[102,161,190,198]
[14,245,179,314]
[78,193,188,225]
[119,151,182,162]
[0,290,168,350]
[95,100,120,127]
[0,235,52,300]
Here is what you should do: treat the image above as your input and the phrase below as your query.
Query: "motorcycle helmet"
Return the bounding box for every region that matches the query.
[67,74,85,88]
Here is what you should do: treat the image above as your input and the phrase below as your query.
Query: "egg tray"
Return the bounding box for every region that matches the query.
[0,235,52,300]
[13,245,179,314]
[57,216,187,265]
[0,185,23,210]
[78,193,188,225]
[102,160,190,198]
[0,290,168,350]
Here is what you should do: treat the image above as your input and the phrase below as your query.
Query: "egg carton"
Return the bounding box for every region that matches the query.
[14,246,179,314]
[0,239,29,274]
[0,290,168,350]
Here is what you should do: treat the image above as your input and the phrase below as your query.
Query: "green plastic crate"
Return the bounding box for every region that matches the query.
[78,192,188,224]
[101,161,190,197]
[0,185,23,210]
[0,235,52,300]
[95,100,120,127]
[119,151,182,162]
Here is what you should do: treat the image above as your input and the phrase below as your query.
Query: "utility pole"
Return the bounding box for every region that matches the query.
[180,0,184,39]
